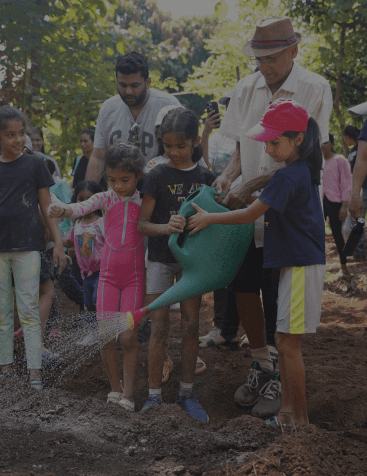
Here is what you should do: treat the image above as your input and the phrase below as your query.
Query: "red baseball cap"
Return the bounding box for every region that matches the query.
[245,98,309,142]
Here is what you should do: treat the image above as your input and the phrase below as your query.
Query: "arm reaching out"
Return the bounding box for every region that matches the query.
[186,199,270,235]
[48,192,106,219]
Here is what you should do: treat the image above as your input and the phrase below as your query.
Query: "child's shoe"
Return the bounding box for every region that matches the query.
[119,397,135,412]
[140,395,162,413]
[175,390,209,422]
[30,380,45,390]
[107,381,124,404]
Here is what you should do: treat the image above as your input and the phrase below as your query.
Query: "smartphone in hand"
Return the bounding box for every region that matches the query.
[206,101,220,128]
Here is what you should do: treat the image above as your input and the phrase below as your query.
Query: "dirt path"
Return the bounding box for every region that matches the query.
[1,233,367,476]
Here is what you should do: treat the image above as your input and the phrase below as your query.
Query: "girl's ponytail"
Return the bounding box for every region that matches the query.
[283,117,322,185]
[192,143,203,163]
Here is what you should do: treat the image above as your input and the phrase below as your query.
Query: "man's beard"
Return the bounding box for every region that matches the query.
[119,86,147,107]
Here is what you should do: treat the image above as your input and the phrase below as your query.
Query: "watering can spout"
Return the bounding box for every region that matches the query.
[128,186,254,327]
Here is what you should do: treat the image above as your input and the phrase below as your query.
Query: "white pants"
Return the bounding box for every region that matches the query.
[0,251,42,369]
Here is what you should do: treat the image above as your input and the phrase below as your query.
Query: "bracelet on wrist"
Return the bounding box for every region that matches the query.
[57,208,66,218]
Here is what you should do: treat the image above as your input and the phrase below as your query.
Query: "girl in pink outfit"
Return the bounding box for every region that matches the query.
[49,143,145,412]
[322,133,352,275]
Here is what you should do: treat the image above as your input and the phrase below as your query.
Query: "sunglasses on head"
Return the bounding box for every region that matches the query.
[129,122,139,142]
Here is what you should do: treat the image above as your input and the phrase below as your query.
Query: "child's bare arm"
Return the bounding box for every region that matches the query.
[186,199,270,235]
[138,194,185,237]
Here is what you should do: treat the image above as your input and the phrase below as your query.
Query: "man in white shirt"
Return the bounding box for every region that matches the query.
[213,17,333,420]
[86,52,181,182]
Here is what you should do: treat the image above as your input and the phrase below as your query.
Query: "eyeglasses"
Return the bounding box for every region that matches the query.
[249,50,286,68]
[129,122,140,142]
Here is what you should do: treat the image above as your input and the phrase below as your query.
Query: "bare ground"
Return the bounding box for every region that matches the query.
[1,233,367,476]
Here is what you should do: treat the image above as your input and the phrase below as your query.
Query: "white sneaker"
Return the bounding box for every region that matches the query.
[170,302,180,310]
[77,332,98,346]
[199,327,221,344]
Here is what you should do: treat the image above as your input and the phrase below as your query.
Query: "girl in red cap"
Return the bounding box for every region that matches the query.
[186,98,326,427]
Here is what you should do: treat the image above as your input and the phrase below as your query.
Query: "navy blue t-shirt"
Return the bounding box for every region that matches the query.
[258,160,326,268]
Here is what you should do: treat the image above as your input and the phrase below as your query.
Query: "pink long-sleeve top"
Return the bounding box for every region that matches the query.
[67,190,142,251]
[322,154,352,203]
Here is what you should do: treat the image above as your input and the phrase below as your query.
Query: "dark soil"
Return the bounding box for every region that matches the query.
[1,232,367,476]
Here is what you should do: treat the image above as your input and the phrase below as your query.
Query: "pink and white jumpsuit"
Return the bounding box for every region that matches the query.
[68,190,144,323]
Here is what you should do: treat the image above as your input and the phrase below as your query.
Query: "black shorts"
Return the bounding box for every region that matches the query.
[40,251,54,285]
[229,239,263,295]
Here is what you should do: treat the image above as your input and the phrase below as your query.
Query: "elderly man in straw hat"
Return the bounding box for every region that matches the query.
[212,17,333,421]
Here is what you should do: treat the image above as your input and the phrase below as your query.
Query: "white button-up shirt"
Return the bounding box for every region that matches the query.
[219,62,333,247]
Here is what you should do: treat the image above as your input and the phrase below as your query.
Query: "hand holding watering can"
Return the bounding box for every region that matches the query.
[126,186,254,328]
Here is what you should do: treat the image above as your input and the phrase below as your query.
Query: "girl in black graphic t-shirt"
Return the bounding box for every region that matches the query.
[0,106,68,390]
[138,109,215,422]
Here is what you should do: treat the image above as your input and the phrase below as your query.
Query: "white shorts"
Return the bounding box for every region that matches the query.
[146,260,183,295]
[276,264,326,334]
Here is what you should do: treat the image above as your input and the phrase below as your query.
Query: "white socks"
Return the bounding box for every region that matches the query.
[179,381,193,393]
[251,346,274,373]
[149,388,162,397]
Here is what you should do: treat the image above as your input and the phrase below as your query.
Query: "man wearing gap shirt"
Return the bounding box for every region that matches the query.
[86,52,181,182]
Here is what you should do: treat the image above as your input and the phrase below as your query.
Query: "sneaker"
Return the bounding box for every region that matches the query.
[30,380,45,390]
[251,373,282,419]
[137,319,151,343]
[234,361,273,407]
[265,415,286,427]
[199,327,221,344]
[24,349,63,369]
[76,332,98,346]
[175,390,209,422]
[140,395,162,413]
[170,302,180,311]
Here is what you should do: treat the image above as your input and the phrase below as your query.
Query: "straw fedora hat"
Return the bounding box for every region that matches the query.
[242,17,301,57]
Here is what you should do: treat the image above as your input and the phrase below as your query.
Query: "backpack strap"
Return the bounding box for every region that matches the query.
[72,155,83,176]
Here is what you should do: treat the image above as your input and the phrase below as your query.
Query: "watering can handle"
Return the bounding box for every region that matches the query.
[169,187,226,256]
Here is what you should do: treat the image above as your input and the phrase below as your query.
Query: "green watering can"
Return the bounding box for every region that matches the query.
[127,185,254,327]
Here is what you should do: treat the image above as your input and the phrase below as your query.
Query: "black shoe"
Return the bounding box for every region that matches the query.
[137,319,151,343]
[234,361,273,407]
[251,372,282,419]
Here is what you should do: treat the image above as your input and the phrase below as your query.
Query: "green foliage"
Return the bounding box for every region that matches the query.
[0,0,219,174]
[281,0,367,149]
[184,0,284,126]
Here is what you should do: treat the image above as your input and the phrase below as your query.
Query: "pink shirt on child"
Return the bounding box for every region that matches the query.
[67,217,105,279]
[322,154,352,203]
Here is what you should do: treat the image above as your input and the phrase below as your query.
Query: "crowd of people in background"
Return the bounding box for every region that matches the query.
[1,16,367,428]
